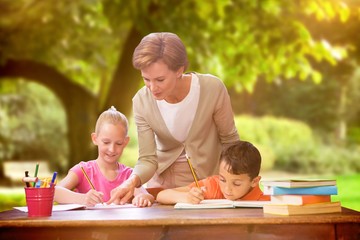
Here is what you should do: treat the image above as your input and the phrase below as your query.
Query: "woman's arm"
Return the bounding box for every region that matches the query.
[213,80,240,145]
[132,97,158,184]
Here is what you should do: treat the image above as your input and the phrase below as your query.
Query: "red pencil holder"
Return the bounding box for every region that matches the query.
[24,187,55,217]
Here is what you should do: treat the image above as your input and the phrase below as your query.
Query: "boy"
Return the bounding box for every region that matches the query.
[156,141,270,204]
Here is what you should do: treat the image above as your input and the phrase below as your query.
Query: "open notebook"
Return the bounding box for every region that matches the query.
[14,203,135,212]
[174,199,270,209]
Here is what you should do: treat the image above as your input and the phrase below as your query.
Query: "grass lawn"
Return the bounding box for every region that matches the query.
[0,174,359,212]
[331,174,360,211]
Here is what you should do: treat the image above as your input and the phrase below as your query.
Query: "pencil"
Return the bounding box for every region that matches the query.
[32,162,39,187]
[185,154,200,188]
[80,166,96,190]
[80,166,104,204]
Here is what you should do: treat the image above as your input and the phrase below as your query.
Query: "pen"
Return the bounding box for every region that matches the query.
[24,171,30,187]
[50,172,57,187]
[35,179,41,188]
[185,154,200,188]
[33,162,39,187]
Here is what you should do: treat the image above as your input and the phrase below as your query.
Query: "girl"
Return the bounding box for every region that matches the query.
[54,106,154,207]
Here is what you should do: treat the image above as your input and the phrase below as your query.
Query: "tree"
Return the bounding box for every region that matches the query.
[232,0,360,145]
[0,0,355,168]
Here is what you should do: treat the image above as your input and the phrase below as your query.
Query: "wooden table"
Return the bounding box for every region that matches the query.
[0,205,359,240]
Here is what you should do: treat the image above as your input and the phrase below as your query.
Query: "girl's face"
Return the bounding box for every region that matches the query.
[91,122,129,164]
[140,60,183,102]
[218,161,260,201]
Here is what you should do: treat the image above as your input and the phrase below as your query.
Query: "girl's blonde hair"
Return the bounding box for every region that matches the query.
[132,32,188,72]
[94,106,128,135]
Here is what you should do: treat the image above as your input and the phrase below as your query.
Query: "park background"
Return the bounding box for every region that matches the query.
[0,0,359,211]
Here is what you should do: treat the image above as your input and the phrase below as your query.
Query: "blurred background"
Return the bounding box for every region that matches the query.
[0,0,359,211]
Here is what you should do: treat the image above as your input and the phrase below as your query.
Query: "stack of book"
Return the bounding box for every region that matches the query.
[261,179,342,216]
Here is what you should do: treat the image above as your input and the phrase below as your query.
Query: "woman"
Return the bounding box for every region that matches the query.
[107,32,239,205]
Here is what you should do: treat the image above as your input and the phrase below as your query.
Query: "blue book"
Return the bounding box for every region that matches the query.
[263,185,338,195]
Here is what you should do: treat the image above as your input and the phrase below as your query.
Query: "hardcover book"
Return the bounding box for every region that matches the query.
[263,185,338,195]
[261,179,336,188]
[263,201,341,216]
[270,195,331,205]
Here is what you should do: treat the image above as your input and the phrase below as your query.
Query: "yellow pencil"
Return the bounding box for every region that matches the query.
[185,154,200,188]
[80,166,96,190]
[80,166,104,204]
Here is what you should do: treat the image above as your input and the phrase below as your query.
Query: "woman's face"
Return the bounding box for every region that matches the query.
[140,60,182,101]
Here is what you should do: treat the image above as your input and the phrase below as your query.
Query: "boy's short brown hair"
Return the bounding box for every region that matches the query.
[220,141,261,180]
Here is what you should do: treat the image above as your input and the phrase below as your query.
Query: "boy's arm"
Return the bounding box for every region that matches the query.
[156,186,204,204]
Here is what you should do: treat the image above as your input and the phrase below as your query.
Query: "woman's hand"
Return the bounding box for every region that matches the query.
[106,175,140,205]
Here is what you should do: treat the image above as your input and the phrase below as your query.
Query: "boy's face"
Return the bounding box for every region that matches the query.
[91,122,129,164]
[218,161,260,201]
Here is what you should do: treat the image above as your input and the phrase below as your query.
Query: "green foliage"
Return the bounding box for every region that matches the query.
[234,115,360,175]
[0,189,26,211]
[235,115,315,172]
[277,144,360,175]
[232,69,359,137]
[1,0,355,94]
[0,0,119,94]
[0,80,67,171]
[348,127,360,145]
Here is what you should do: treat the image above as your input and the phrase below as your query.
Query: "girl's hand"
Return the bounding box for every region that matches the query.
[132,193,154,207]
[83,189,104,207]
[186,187,205,204]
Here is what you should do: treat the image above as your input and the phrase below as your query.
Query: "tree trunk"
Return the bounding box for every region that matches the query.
[335,83,347,144]
[0,59,98,171]
[105,27,143,116]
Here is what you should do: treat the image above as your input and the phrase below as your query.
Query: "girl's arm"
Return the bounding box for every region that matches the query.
[54,171,103,206]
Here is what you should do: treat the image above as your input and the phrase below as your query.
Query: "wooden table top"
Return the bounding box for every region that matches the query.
[1,205,359,228]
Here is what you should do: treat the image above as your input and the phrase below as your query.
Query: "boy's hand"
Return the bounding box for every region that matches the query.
[84,189,104,207]
[132,193,154,207]
[186,187,205,204]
